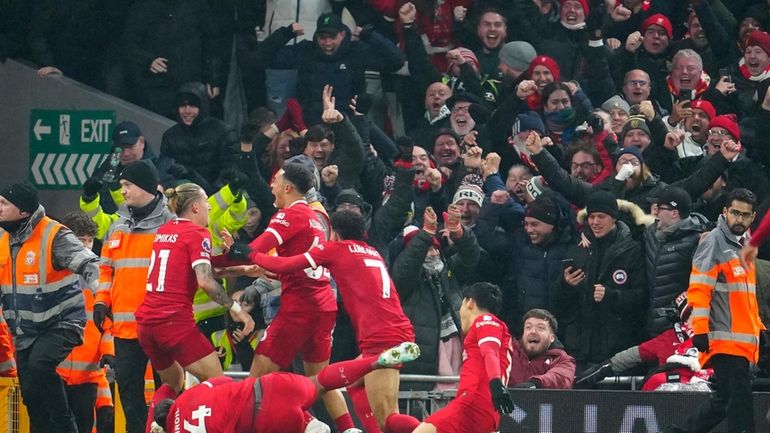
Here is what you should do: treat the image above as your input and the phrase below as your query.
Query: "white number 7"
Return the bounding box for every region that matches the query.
[364,258,390,298]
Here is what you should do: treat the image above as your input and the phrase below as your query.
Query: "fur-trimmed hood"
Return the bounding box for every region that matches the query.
[576,199,656,227]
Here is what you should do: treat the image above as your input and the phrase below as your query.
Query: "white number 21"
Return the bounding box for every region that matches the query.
[146,249,170,292]
[364,258,390,298]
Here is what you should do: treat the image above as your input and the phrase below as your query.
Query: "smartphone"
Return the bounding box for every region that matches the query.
[677,89,693,104]
[561,258,575,268]
[719,68,731,83]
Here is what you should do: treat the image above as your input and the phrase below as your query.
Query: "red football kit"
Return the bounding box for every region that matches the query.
[246,200,337,368]
[252,239,415,354]
[426,313,513,433]
[154,374,319,433]
[136,219,214,370]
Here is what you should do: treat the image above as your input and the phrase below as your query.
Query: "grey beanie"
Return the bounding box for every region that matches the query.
[499,41,537,71]
[601,95,631,115]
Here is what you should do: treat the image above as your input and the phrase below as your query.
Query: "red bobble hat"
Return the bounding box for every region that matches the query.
[527,55,561,82]
[747,31,770,56]
[690,99,716,120]
[560,0,589,15]
[709,114,741,141]
[641,14,673,39]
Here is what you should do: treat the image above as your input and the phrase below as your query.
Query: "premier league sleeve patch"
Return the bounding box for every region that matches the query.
[612,269,628,285]
[201,238,212,256]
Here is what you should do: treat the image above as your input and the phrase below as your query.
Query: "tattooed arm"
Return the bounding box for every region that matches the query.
[194,263,254,334]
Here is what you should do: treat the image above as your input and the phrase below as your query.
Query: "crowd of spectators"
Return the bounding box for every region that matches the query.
[6,0,770,397]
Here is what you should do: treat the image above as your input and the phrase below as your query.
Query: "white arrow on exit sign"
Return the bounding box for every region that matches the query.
[33,119,51,141]
[31,153,107,187]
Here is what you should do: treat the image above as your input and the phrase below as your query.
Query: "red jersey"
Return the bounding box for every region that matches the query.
[247,200,336,313]
[162,377,256,433]
[458,314,513,412]
[252,240,414,346]
[136,219,211,325]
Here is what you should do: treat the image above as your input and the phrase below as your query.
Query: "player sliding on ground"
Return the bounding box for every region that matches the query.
[147,342,420,433]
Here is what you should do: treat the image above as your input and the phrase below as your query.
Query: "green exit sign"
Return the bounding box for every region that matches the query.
[29,109,116,189]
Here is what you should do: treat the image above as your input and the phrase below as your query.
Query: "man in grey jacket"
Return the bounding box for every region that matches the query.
[0,181,99,433]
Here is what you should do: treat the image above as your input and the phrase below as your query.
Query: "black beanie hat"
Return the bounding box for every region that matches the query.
[119,161,159,195]
[0,181,39,214]
[525,196,560,226]
[585,190,619,219]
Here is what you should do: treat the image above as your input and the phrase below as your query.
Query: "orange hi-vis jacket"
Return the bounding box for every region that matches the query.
[95,199,175,339]
[58,288,114,385]
[95,373,113,408]
[0,314,16,377]
[688,215,766,366]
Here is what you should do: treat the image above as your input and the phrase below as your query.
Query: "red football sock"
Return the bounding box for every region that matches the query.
[317,355,378,389]
[334,413,355,432]
[348,385,382,433]
[384,413,420,433]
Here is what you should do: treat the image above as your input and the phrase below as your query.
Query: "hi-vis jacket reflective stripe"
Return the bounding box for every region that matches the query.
[0,216,84,337]
[58,288,114,385]
[688,215,766,366]
[95,372,113,408]
[0,314,15,377]
[95,198,175,339]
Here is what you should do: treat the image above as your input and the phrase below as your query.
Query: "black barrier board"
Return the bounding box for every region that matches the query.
[488,389,770,433]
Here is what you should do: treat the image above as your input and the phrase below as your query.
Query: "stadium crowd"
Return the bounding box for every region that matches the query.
[4,0,770,431]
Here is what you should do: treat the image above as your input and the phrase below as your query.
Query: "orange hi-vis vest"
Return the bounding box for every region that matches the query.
[58,288,115,385]
[688,216,766,366]
[0,216,84,338]
[0,314,16,377]
[95,201,175,339]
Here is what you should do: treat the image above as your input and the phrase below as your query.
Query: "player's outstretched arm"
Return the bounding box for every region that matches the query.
[194,263,255,335]
[251,252,314,273]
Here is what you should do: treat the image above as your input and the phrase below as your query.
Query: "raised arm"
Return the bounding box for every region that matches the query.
[194,262,254,335]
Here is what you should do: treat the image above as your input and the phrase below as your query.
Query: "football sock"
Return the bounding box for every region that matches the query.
[317,355,379,389]
[384,413,420,433]
[348,384,382,433]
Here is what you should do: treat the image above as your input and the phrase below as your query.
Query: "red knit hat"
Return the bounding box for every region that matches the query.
[527,55,561,82]
[690,99,716,120]
[560,0,589,15]
[641,14,673,38]
[746,31,770,56]
[709,114,741,141]
[403,226,440,249]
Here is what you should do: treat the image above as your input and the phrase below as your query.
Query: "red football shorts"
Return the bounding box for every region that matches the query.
[256,310,336,369]
[254,372,318,433]
[137,321,214,371]
[425,392,499,433]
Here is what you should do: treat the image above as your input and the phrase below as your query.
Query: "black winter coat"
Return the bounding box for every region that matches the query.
[160,82,239,193]
[553,221,647,366]
[259,25,405,124]
[124,0,222,92]
[643,215,707,335]
[390,228,480,390]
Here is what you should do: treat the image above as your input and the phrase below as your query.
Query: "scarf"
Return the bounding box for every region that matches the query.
[561,21,586,31]
[738,57,770,82]
[544,108,576,133]
[666,75,709,99]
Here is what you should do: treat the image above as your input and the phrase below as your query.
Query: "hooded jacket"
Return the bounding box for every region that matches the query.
[160,82,240,193]
[508,338,576,389]
[553,207,648,365]
[258,24,405,124]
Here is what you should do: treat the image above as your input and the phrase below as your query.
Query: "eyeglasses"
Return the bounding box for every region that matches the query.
[571,162,596,170]
[708,129,731,137]
[657,205,675,212]
[727,208,754,219]
[625,80,649,87]
[617,158,640,167]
